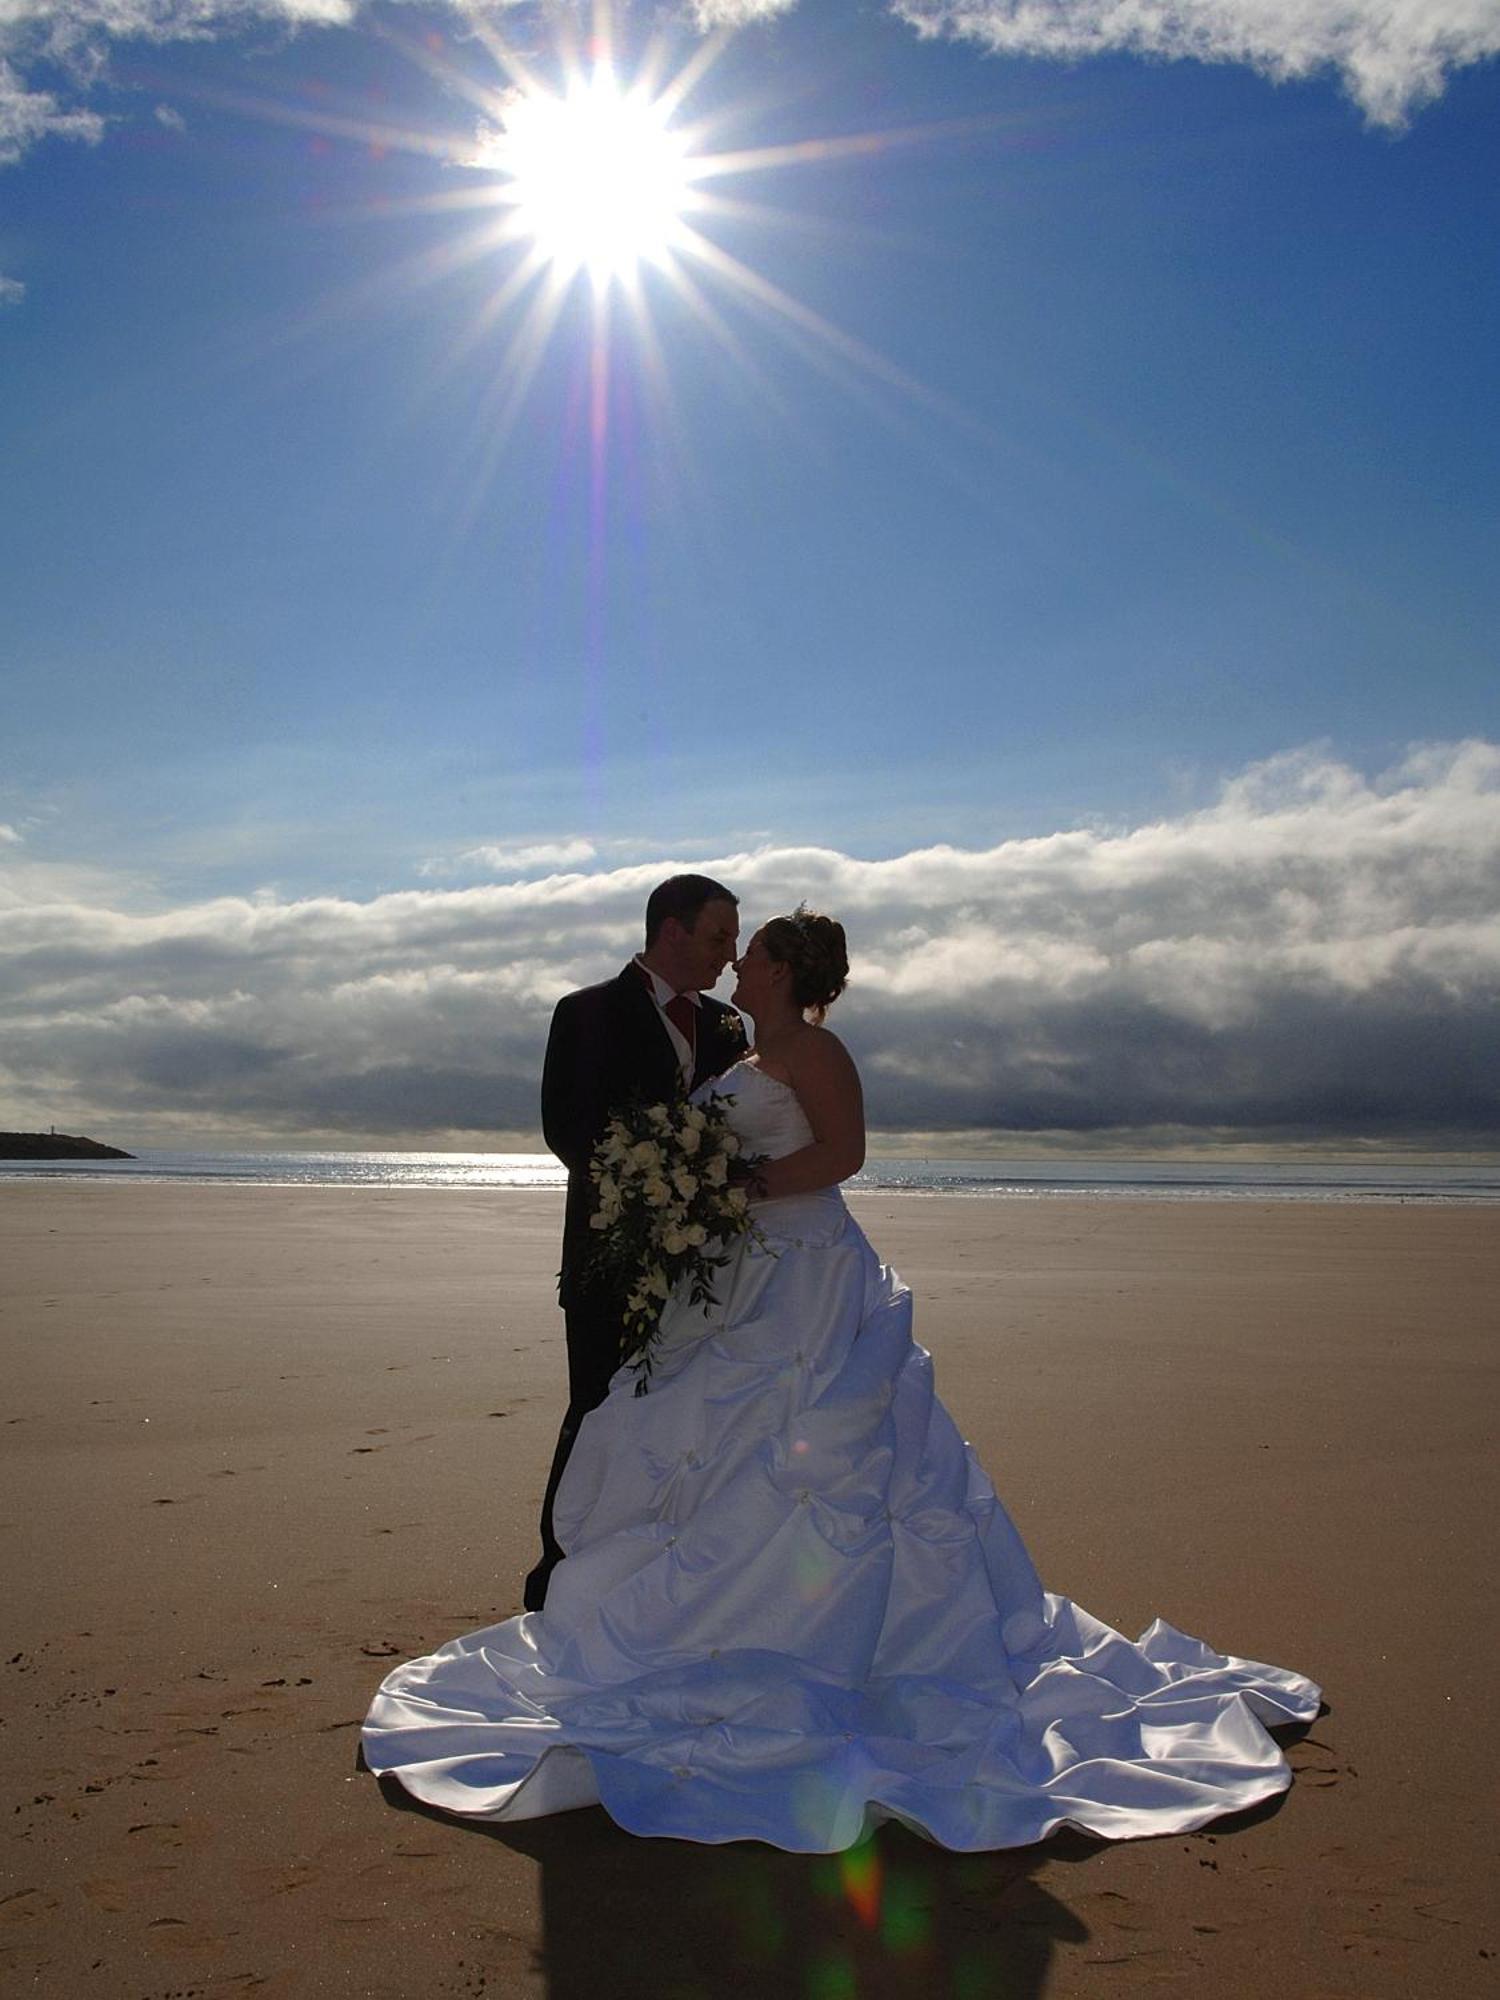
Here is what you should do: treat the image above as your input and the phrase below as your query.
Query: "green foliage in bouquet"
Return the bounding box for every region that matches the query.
[587,1091,765,1392]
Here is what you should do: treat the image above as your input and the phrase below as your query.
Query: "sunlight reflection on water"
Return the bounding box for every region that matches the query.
[3,1151,1497,1201]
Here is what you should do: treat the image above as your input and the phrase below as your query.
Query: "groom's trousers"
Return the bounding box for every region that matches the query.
[524,1302,625,1610]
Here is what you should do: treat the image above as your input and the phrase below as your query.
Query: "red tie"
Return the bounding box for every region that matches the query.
[664,992,697,1050]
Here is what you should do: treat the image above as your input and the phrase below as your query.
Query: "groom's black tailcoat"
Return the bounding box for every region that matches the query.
[527,963,746,1604]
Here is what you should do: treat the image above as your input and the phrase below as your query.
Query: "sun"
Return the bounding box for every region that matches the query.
[240,13,962,462]
[483,66,695,283]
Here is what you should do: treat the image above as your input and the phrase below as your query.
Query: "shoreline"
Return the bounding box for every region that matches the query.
[3,1186,1496,1995]
[4,1168,1497,1204]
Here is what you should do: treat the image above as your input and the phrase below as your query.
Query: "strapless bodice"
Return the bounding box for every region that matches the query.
[695,1058,814,1163]
[694,1059,844,1244]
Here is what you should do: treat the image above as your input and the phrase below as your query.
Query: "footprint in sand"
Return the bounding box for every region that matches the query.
[1289,1738,1344,1786]
[247,1864,316,1904]
[1082,1888,1151,1933]
[83,1866,176,1913]
[145,1914,214,1961]
[0,1887,58,1927]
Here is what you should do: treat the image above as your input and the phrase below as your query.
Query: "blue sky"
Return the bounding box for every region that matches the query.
[2,0,1497,1147]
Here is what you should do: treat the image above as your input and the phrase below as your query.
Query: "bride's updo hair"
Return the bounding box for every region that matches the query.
[761,905,849,1024]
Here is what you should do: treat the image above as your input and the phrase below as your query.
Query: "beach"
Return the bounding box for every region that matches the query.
[2,1184,1495,1997]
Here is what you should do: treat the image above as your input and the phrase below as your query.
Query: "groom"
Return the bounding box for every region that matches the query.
[524,873,745,1611]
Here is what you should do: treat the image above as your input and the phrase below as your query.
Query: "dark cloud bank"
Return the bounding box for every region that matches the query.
[3,743,1498,1151]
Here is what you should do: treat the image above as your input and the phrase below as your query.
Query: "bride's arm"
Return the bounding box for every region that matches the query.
[752,1031,866,1199]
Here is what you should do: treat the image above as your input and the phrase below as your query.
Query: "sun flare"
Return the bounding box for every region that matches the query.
[249,11,960,471]
[484,67,695,281]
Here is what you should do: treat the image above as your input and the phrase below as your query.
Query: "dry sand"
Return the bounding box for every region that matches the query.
[2,1184,1496,1997]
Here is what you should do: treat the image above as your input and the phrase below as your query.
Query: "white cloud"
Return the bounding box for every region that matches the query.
[888,0,1500,130]
[3,742,1498,1147]
[1,0,1491,168]
[0,53,104,165]
[0,273,25,305]
[153,100,184,128]
[690,0,797,23]
[0,822,23,842]
[0,0,355,166]
[420,837,600,879]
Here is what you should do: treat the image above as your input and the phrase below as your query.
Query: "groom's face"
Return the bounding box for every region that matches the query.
[681,898,740,991]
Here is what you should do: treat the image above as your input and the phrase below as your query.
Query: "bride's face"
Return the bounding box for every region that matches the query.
[731,930,780,1015]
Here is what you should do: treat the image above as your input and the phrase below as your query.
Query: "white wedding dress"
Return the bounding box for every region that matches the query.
[363,1061,1320,1851]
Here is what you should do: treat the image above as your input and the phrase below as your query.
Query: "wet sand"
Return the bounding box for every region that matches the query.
[2,1184,1496,1996]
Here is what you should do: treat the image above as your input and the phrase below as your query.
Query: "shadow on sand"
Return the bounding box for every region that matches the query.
[376,1774,1091,1998]
[368,1715,1313,1997]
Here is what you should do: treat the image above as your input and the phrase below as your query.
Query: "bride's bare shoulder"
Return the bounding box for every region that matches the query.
[785,1023,859,1083]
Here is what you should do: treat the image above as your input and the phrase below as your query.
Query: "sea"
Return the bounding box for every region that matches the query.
[3,1150,1498,1203]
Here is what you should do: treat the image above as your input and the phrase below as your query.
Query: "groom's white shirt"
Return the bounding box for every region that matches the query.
[632,955,700,1088]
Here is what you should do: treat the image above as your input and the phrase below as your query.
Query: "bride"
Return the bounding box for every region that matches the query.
[363,907,1320,1852]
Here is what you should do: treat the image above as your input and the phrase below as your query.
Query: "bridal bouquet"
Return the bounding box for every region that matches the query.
[588,1093,763,1392]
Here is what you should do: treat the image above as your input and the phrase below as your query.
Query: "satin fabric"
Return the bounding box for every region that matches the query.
[363,1062,1320,1851]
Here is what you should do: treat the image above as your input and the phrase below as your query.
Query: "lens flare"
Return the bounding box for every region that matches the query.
[839,1837,884,1929]
[204,5,994,527]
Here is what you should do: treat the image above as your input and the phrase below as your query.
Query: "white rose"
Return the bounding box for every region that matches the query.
[722,1133,741,1156]
[684,1223,708,1248]
[648,1103,671,1129]
[686,1106,708,1132]
[630,1140,664,1171]
[589,1211,610,1230]
[678,1125,701,1156]
[702,1154,728,1187]
[672,1168,699,1201]
[727,1187,749,1213]
[642,1177,671,1207]
[646,1267,670,1300]
[662,1228,687,1256]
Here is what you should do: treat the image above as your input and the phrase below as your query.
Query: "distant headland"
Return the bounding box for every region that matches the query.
[0,1132,135,1160]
